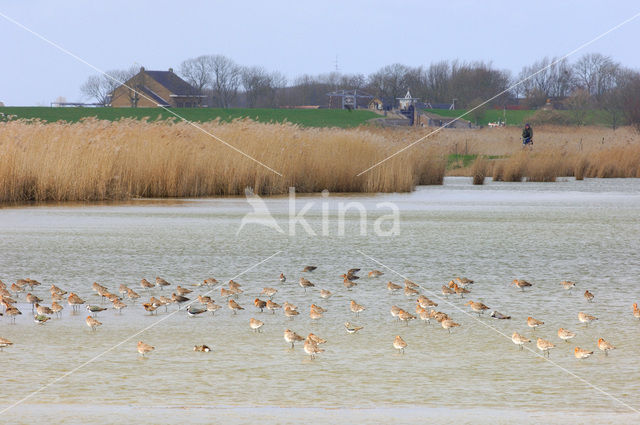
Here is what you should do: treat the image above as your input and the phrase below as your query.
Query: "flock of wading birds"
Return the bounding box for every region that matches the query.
[1,267,639,360]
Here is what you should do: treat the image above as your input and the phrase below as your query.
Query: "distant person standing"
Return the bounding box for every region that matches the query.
[522,123,533,148]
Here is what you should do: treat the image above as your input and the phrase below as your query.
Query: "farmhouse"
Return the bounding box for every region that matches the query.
[110,67,204,108]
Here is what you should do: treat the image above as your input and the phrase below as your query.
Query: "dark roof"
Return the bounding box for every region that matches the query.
[144,70,199,96]
[138,85,170,106]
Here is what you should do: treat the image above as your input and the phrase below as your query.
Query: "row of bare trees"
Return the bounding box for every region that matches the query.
[80,53,640,127]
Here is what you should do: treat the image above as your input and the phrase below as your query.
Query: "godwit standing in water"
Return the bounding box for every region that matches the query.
[35,303,54,316]
[393,335,407,353]
[299,278,315,293]
[584,290,594,302]
[511,279,532,291]
[308,333,326,345]
[452,284,470,298]
[172,293,190,309]
[137,341,154,357]
[228,299,244,314]
[511,332,531,350]
[309,308,323,320]
[560,280,576,292]
[465,301,490,316]
[0,337,13,351]
[127,288,140,303]
[368,270,384,278]
[303,336,324,359]
[441,285,455,297]
[142,303,158,315]
[633,303,640,319]
[302,266,317,272]
[140,279,154,291]
[597,338,615,355]
[319,289,333,299]
[254,298,267,312]
[26,293,42,311]
[193,345,211,352]
[203,277,219,287]
[284,329,305,348]
[261,287,278,299]
[536,338,555,357]
[249,318,264,332]
[404,285,419,297]
[85,315,102,331]
[206,301,222,316]
[155,277,171,291]
[112,299,127,314]
[417,295,437,309]
[5,307,21,323]
[197,295,213,305]
[50,284,67,296]
[527,316,544,331]
[284,306,299,319]
[578,312,598,326]
[343,278,357,290]
[557,328,576,343]
[266,300,281,314]
[279,273,286,282]
[344,322,363,334]
[387,282,402,293]
[50,301,64,318]
[574,347,593,359]
[390,305,402,321]
[398,310,416,325]
[350,300,365,317]
[441,318,461,333]
[67,293,85,312]
[404,280,419,289]
[175,285,192,296]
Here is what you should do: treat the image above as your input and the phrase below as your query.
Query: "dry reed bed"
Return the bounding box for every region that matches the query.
[0,118,446,203]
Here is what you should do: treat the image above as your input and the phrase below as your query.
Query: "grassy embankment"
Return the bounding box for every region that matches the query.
[0,107,379,129]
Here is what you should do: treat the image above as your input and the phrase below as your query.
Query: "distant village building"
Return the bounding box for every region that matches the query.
[368,98,383,110]
[397,90,419,110]
[110,67,204,108]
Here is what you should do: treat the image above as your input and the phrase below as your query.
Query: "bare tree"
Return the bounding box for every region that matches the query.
[180,56,211,93]
[573,53,619,99]
[368,63,410,102]
[210,55,241,108]
[241,66,271,108]
[81,67,137,106]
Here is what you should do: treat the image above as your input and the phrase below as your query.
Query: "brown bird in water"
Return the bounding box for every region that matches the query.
[527,316,544,330]
[441,285,455,297]
[202,277,219,287]
[584,290,594,302]
[452,284,470,298]
[387,281,402,292]
[0,337,13,351]
[557,328,576,343]
[536,338,555,357]
[404,280,419,289]
[393,335,407,353]
[597,338,615,356]
[309,308,323,320]
[142,302,158,315]
[302,266,317,272]
[284,329,305,348]
[319,289,333,299]
[261,287,278,298]
[171,293,190,308]
[404,285,419,297]
[175,285,192,296]
[140,279,154,290]
[350,300,365,317]
[465,300,490,316]
[67,293,85,312]
[303,337,324,359]
[266,300,281,314]
[560,280,576,291]
[35,303,53,316]
[228,299,244,314]
[50,301,64,318]
[197,295,213,305]
[249,318,264,332]
[417,295,437,308]
[206,301,222,315]
[155,277,171,290]
[137,341,154,357]
[368,270,384,278]
[344,322,364,334]
[574,346,594,359]
[633,303,640,320]
[511,332,530,350]
[511,279,533,291]
[254,298,267,312]
[85,315,102,331]
[127,288,140,302]
[398,310,416,325]
[343,278,358,290]
[299,278,315,293]
[578,311,598,326]
[193,344,211,352]
[284,307,300,319]
[307,333,326,345]
[441,318,461,333]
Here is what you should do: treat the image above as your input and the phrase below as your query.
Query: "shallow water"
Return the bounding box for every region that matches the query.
[1,177,639,423]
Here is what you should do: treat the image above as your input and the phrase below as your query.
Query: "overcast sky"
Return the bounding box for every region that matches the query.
[1,0,639,106]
